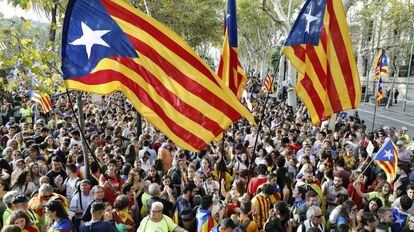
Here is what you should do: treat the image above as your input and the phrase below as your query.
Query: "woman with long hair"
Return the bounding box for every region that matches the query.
[8,210,39,232]
[143,165,161,185]
[160,175,178,200]
[45,200,71,232]
[363,198,382,219]
[336,200,358,229]
[354,181,392,207]
[12,133,26,152]
[27,164,41,188]
[10,171,36,197]
[233,153,249,179]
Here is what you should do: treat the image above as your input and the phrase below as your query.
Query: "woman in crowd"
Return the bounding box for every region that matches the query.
[44,200,71,232]
[8,210,39,232]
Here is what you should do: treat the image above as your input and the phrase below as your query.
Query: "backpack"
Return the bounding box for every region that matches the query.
[232,215,250,232]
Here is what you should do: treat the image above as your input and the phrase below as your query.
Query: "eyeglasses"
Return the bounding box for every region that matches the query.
[151,210,162,214]
[314,214,323,218]
[42,194,52,200]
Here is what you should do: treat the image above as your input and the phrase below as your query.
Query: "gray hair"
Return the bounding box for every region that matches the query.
[39,184,53,196]
[306,206,321,220]
[91,185,104,194]
[151,201,164,210]
[148,183,160,196]
[3,190,17,208]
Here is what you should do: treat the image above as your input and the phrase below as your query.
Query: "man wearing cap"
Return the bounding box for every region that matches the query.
[158,139,175,172]
[8,195,39,228]
[397,140,412,164]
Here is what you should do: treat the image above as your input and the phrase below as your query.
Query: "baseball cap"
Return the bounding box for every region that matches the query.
[396,140,404,146]
[12,195,29,204]
[220,218,236,229]
[402,127,408,131]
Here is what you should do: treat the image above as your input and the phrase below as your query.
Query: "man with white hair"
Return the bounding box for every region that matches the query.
[297,206,324,232]
[137,201,187,232]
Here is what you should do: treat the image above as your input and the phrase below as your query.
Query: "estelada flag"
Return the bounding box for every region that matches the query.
[263,73,274,93]
[374,138,398,184]
[61,0,254,151]
[283,0,361,124]
[217,0,247,99]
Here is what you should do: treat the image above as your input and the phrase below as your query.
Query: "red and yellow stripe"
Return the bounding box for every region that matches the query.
[264,73,274,93]
[283,0,361,124]
[375,143,398,184]
[217,30,247,99]
[64,0,254,151]
[31,91,53,113]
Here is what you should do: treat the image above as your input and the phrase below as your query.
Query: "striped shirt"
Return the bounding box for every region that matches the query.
[251,193,271,229]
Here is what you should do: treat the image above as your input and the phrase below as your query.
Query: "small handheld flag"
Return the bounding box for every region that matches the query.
[373,138,398,183]
[282,0,361,124]
[30,90,53,113]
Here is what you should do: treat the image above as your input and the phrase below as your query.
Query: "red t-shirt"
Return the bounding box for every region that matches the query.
[99,174,124,205]
[247,176,267,196]
[347,182,365,209]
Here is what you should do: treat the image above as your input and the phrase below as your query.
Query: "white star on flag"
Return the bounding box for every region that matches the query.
[70,22,111,59]
[303,3,318,33]
[395,214,405,225]
[384,149,393,161]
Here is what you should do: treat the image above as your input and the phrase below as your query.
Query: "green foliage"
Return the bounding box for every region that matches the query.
[0,15,62,93]
[130,0,222,49]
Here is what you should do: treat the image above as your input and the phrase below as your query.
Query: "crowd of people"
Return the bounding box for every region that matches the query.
[0,76,413,232]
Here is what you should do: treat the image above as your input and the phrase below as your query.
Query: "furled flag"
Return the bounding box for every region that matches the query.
[217,0,247,99]
[30,90,53,113]
[374,49,388,79]
[374,49,387,106]
[61,0,254,152]
[374,138,398,184]
[282,0,361,124]
[263,73,275,93]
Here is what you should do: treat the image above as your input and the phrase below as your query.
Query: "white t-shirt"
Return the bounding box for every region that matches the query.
[65,177,80,203]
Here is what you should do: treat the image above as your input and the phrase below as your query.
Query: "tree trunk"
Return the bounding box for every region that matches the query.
[49,0,57,42]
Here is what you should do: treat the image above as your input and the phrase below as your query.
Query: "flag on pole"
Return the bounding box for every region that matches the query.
[30,90,53,113]
[61,0,254,152]
[263,73,274,93]
[374,49,387,106]
[282,0,361,125]
[217,0,247,99]
[374,49,388,79]
[374,138,398,184]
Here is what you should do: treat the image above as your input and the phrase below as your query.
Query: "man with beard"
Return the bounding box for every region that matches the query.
[45,156,67,195]
[325,175,348,214]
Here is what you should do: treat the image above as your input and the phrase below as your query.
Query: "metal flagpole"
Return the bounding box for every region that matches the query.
[245,60,281,194]
[76,92,90,179]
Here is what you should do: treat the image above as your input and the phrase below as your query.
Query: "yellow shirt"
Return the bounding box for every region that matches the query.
[230,214,259,232]
[251,194,271,229]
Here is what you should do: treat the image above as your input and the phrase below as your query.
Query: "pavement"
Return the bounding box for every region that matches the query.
[351,102,414,137]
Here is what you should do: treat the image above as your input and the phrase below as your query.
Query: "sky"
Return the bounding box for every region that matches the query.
[0,0,49,23]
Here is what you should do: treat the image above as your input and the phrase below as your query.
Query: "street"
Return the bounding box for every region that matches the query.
[350,103,414,136]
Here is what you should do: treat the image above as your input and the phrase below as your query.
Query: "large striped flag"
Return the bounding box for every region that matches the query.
[263,73,274,93]
[374,138,398,184]
[217,0,247,99]
[30,90,53,113]
[61,0,254,152]
[282,0,361,124]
